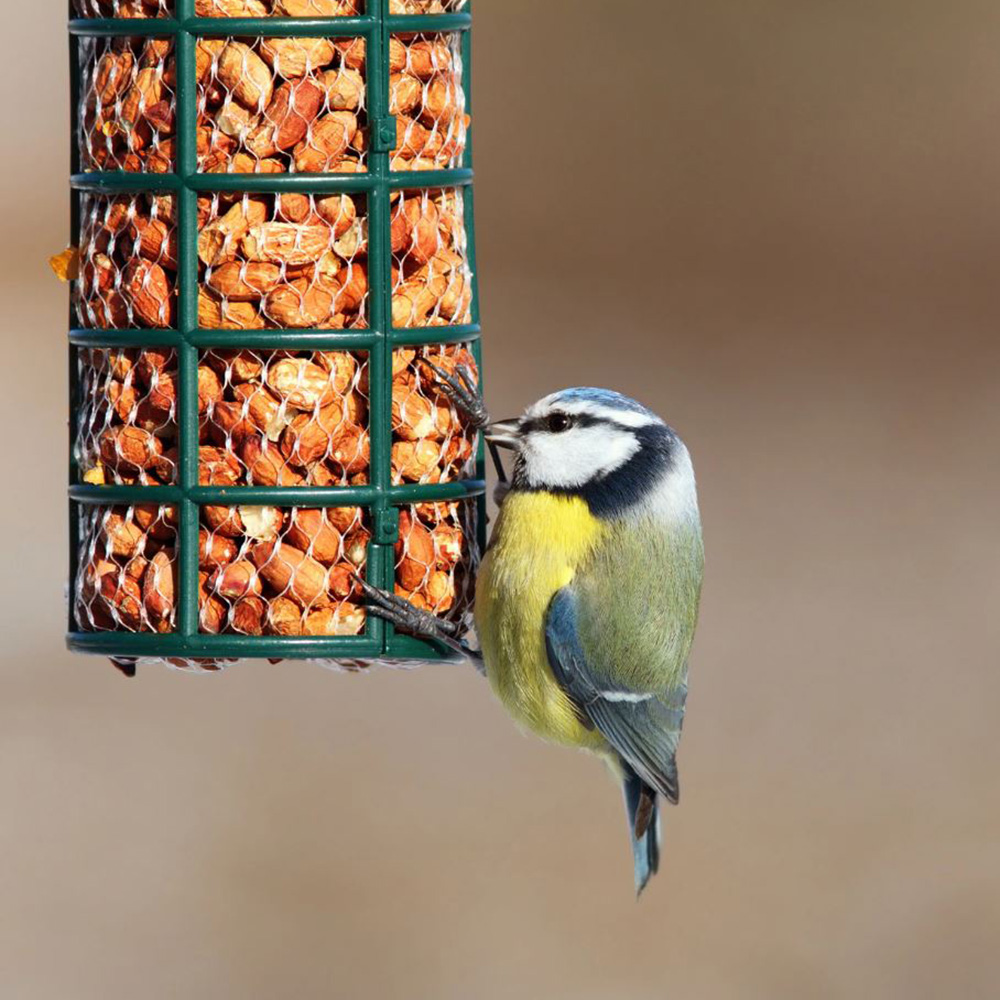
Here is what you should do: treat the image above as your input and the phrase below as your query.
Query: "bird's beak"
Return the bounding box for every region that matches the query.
[485,419,521,450]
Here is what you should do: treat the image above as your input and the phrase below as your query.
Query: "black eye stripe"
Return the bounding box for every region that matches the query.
[521,413,604,434]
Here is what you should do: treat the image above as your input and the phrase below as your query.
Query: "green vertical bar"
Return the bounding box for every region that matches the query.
[460,23,487,557]
[369,0,391,653]
[175,2,200,639]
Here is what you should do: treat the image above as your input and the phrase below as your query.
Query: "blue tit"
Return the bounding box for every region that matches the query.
[361,381,703,895]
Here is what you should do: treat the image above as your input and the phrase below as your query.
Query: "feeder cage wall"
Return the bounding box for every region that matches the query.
[67,0,484,671]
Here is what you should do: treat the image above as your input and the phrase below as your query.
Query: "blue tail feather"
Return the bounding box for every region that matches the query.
[623,767,660,896]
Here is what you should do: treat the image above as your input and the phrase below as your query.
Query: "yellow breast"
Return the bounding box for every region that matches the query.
[474,491,609,751]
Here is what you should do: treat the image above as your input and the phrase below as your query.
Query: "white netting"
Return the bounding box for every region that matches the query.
[76,348,179,486]
[197,37,367,174]
[77,193,178,329]
[75,504,179,632]
[391,344,477,484]
[196,0,362,14]
[391,188,473,328]
[389,0,467,12]
[199,192,368,328]
[74,0,173,16]
[395,499,477,630]
[73,1,468,16]
[390,32,468,172]
[79,37,176,173]
[199,506,369,636]
[200,349,370,486]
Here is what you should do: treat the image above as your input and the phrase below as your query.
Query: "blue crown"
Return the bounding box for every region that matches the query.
[550,387,655,418]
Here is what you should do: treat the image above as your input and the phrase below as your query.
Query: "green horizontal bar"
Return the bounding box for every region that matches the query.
[71,485,182,505]
[70,328,470,352]
[71,172,181,193]
[69,328,184,347]
[188,485,378,506]
[71,172,377,194]
[385,632,468,663]
[70,482,485,506]
[184,17,375,37]
[189,329,377,350]
[69,13,470,36]
[386,13,470,33]
[389,323,480,346]
[69,18,182,37]
[191,173,375,193]
[67,631,392,662]
[69,16,375,38]
[388,169,473,190]
[73,171,473,196]
[389,480,485,503]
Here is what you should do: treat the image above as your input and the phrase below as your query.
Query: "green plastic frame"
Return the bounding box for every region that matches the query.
[67,0,485,665]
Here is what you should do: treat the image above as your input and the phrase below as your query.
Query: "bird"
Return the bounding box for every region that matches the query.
[360,374,704,895]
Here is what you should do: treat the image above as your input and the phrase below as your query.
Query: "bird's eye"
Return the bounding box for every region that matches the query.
[547,413,573,433]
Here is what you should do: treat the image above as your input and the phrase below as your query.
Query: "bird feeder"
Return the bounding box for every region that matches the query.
[66,0,484,672]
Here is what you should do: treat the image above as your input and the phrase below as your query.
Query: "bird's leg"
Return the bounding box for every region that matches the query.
[355,575,485,672]
[419,359,489,430]
[419,359,508,484]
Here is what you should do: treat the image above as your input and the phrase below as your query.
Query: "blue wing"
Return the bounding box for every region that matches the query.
[545,587,687,804]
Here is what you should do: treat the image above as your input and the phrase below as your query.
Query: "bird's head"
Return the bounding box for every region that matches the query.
[487,388,698,521]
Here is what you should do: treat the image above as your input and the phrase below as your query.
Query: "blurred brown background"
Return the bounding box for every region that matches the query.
[1,1,998,997]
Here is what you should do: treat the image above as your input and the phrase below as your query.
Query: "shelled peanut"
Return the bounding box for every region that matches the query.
[74,0,173,18]
[78,30,467,176]
[79,36,177,173]
[391,345,477,484]
[69,1,470,17]
[76,505,179,633]
[77,348,179,486]
[73,1,372,17]
[390,32,469,171]
[394,501,475,624]
[197,36,367,174]
[76,193,177,329]
[199,193,369,328]
[391,187,473,328]
[196,1,361,15]
[199,506,368,636]
[75,191,368,330]
[389,1,468,12]
[201,349,369,486]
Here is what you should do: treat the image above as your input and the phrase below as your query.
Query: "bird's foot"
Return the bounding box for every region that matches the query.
[419,359,490,432]
[355,575,459,643]
[418,358,511,485]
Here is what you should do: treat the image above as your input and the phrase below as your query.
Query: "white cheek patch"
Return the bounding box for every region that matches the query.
[523,426,640,489]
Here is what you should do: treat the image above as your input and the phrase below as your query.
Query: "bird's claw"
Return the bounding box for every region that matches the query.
[417,358,509,484]
[354,574,459,640]
[419,359,490,431]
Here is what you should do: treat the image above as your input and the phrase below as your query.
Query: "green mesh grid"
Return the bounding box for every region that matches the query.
[67,0,484,667]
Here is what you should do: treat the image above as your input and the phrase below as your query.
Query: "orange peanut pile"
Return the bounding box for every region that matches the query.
[391,345,478,484]
[391,188,473,327]
[200,349,371,487]
[73,1,469,16]
[75,500,474,639]
[77,348,179,486]
[79,31,468,176]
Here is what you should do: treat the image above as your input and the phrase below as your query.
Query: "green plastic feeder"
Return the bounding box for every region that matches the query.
[66,0,485,671]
